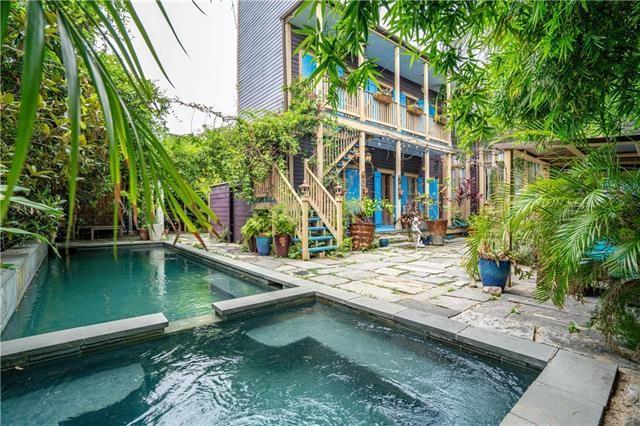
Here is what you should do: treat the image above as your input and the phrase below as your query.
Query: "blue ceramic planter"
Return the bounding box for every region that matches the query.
[256,236,272,256]
[379,238,389,248]
[478,258,511,289]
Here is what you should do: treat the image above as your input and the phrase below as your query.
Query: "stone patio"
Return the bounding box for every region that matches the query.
[174,234,639,424]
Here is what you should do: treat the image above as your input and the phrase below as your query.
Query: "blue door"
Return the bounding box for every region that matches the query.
[428,179,439,220]
[400,175,409,213]
[417,176,425,212]
[373,171,382,226]
[345,169,360,201]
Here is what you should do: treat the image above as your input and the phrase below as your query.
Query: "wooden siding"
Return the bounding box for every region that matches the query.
[209,184,232,238]
[237,0,296,112]
[232,196,253,243]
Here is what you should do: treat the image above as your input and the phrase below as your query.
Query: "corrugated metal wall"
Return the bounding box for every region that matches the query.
[237,0,296,112]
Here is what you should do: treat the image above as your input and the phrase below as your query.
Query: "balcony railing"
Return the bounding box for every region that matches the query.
[319,83,450,142]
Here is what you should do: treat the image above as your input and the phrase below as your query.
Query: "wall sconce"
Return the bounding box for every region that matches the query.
[299,181,310,196]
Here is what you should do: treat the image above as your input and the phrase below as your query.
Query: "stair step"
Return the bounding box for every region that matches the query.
[310,235,333,242]
[308,217,321,222]
[308,226,328,232]
[308,245,337,254]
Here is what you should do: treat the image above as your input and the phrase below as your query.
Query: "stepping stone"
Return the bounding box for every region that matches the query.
[431,295,482,311]
[397,299,460,318]
[373,267,407,276]
[309,274,351,287]
[337,281,406,303]
[335,269,378,281]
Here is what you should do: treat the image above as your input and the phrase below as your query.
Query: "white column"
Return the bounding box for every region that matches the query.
[358,131,366,198]
[394,46,401,131]
[284,21,292,108]
[358,51,365,119]
[395,140,402,229]
[423,62,429,139]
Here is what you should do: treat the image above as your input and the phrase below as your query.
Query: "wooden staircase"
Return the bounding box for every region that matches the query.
[255,128,357,260]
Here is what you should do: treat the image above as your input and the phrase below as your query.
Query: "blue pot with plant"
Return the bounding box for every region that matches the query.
[379,238,389,247]
[255,234,272,256]
[478,258,511,289]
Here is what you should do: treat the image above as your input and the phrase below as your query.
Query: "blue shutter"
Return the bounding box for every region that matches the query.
[366,79,377,93]
[429,104,436,117]
[417,99,425,109]
[401,175,409,213]
[428,179,439,220]
[400,92,407,106]
[374,172,382,226]
[417,176,425,212]
[302,54,317,78]
[337,66,344,78]
[345,169,360,201]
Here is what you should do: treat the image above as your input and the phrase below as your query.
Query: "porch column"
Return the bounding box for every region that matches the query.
[394,46,401,131]
[424,145,430,182]
[423,62,429,139]
[284,21,292,108]
[358,131,366,198]
[445,152,453,225]
[395,140,402,229]
[288,155,294,184]
[316,122,324,177]
[446,81,452,145]
[464,156,471,220]
[478,147,486,210]
[358,51,365,119]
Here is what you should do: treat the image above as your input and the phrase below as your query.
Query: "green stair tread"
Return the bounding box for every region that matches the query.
[308,245,337,253]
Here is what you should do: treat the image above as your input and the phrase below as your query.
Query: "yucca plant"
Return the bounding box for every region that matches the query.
[0,1,215,246]
[510,147,640,352]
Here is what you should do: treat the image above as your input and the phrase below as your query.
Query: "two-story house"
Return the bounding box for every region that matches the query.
[237,0,471,258]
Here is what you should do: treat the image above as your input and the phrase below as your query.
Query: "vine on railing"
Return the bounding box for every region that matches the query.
[270,166,304,239]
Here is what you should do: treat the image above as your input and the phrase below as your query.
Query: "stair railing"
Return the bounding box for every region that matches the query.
[324,128,360,174]
[304,159,343,245]
[268,165,310,260]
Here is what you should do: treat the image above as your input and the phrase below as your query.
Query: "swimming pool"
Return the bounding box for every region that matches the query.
[1,303,536,424]
[1,246,272,340]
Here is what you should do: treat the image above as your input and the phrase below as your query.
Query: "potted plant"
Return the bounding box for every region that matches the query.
[347,197,393,250]
[406,102,424,116]
[463,201,515,290]
[272,204,296,257]
[241,210,270,253]
[373,88,393,105]
[416,184,448,245]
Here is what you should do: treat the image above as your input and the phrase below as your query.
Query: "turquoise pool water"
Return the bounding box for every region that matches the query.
[1,304,536,424]
[1,246,271,340]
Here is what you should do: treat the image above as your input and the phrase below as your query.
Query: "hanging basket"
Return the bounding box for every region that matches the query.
[373,91,393,105]
[407,104,424,116]
[434,114,448,125]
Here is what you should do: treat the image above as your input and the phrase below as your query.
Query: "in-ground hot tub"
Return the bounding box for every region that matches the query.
[1,303,537,424]
[1,245,273,340]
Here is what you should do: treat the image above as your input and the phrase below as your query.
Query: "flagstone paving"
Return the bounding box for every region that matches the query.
[178,235,639,375]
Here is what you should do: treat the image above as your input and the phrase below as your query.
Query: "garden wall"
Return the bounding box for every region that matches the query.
[209,183,253,243]
[0,242,48,332]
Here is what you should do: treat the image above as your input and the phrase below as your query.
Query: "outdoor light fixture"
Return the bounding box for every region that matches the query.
[299,181,310,196]
[335,183,344,196]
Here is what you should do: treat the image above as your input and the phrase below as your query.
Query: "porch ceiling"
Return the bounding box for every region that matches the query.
[492,135,640,168]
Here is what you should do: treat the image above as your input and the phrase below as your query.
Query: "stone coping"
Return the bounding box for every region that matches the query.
[1,313,168,369]
[44,241,620,424]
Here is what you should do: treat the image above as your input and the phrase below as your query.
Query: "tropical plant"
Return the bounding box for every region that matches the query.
[509,148,639,351]
[0,184,63,254]
[240,210,271,240]
[0,1,215,246]
[297,1,640,149]
[271,204,296,236]
[345,196,392,224]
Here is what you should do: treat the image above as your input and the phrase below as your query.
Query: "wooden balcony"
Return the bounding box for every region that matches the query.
[319,82,450,143]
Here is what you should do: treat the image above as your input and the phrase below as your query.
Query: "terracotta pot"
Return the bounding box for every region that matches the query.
[138,228,149,241]
[426,220,448,246]
[273,234,291,257]
[248,236,257,252]
[349,222,375,250]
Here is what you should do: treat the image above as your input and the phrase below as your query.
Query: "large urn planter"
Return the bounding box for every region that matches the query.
[478,258,511,290]
[255,236,272,256]
[350,222,375,250]
[426,219,448,246]
[273,234,291,257]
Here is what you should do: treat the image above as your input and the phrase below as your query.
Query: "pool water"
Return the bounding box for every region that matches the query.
[1,246,271,340]
[1,304,536,425]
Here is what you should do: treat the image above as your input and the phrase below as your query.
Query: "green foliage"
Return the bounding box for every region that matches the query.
[271,204,296,236]
[346,196,393,224]
[240,210,271,239]
[1,1,215,247]
[510,147,639,352]
[300,1,640,149]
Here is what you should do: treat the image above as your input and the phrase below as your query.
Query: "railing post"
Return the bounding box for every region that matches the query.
[335,183,344,245]
[316,123,324,177]
[299,180,310,260]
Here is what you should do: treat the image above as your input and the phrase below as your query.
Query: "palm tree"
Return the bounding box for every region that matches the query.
[0,1,215,243]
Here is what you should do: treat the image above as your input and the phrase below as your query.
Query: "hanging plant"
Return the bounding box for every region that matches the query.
[407,102,424,116]
[373,88,393,105]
